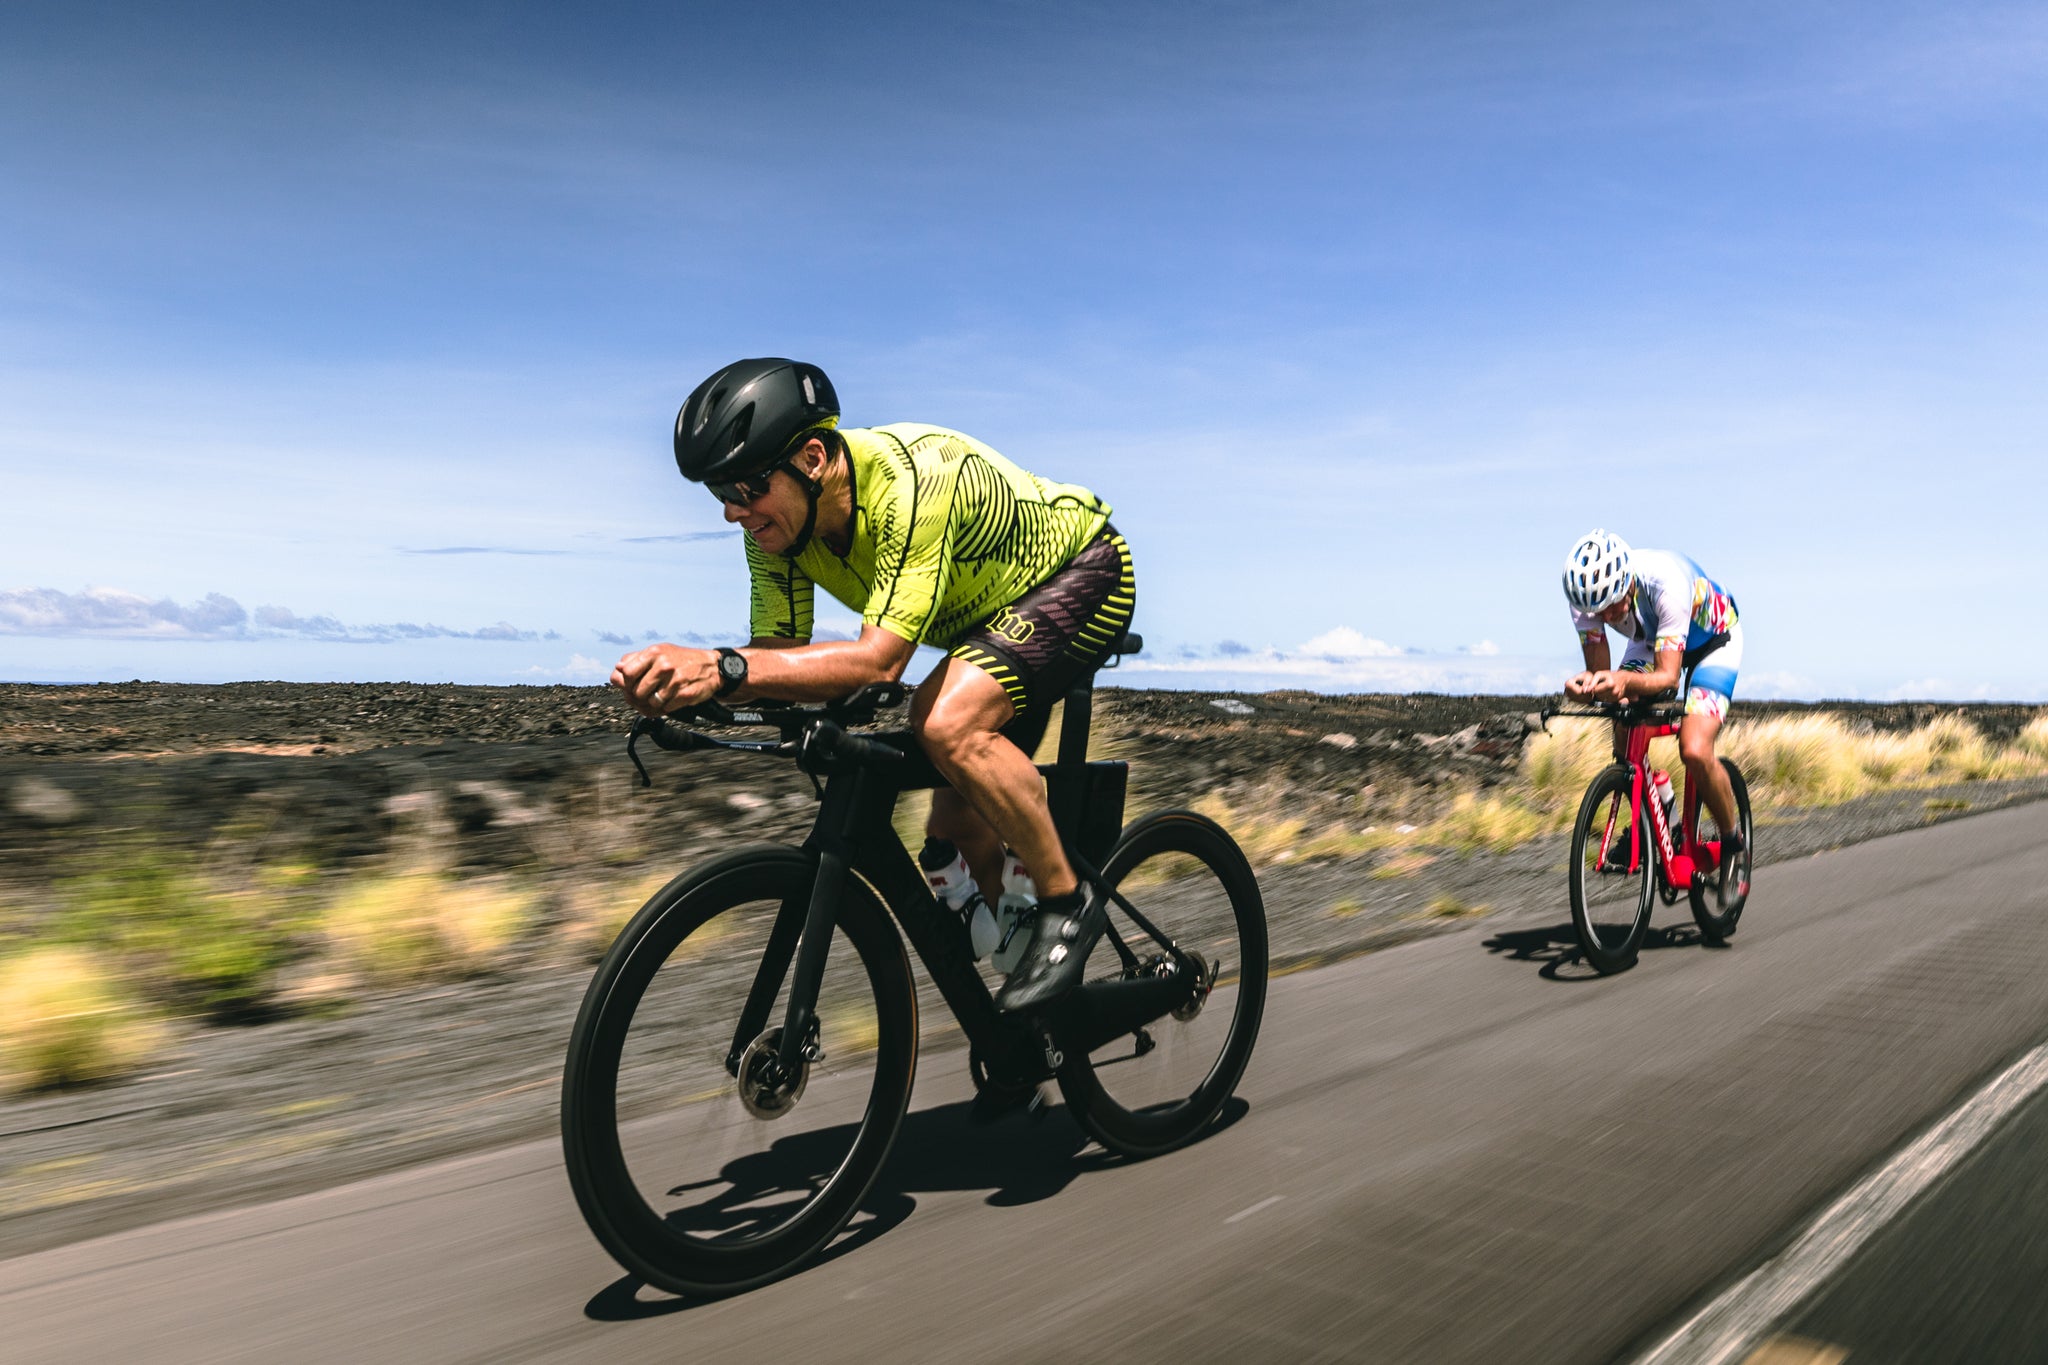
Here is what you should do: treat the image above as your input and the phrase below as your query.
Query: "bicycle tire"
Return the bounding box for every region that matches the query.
[1569,764,1655,974]
[1689,759,1753,944]
[1057,810,1268,1158]
[561,845,916,1297]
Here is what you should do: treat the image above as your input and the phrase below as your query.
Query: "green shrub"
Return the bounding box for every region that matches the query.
[52,857,297,1021]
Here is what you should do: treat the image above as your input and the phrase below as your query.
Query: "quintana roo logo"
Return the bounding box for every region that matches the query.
[988,606,1035,646]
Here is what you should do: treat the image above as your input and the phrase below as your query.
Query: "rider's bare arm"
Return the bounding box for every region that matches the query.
[730,626,917,703]
[1565,642,1681,705]
[1565,638,1613,699]
[1620,645,1684,700]
[611,627,917,717]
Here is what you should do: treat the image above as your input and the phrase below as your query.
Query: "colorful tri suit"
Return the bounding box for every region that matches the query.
[1571,549,1742,720]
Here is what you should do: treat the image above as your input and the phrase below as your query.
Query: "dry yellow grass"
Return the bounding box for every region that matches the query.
[0,947,167,1094]
[1425,793,1548,853]
[322,870,539,985]
[2015,715,2048,762]
[1719,712,2046,808]
[1192,708,2048,865]
[559,869,679,959]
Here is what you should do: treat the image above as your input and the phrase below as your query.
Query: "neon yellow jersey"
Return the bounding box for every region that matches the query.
[744,424,1112,648]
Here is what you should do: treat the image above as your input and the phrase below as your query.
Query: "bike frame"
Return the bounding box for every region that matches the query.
[1598,714,1729,888]
[689,673,1201,1094]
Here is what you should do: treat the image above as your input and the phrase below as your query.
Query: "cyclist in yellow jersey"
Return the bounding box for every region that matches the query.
[610,359,1136,1012]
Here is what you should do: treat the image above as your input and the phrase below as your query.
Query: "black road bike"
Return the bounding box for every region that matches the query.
[561,634,1268,1297]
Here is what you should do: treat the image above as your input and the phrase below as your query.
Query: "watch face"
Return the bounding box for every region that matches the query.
[720,653,745,681]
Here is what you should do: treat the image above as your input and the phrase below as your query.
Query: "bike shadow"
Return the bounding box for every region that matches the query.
[1481,920,1705,981]
[583,1092,1250,1319]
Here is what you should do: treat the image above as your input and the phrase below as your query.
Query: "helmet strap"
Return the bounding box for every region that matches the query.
[778,457,825,558]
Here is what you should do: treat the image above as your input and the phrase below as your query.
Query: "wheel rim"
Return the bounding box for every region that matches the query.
[604,887,896,1250]
[1080,841,1250,1124]
[1575,783,1648,956]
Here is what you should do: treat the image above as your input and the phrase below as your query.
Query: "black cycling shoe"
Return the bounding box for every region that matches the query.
[1717,827,1746,863]
[1601,835,1637,871]
[993,889,1104,1014]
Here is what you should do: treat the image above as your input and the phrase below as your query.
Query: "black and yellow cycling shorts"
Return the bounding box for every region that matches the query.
[948,526,1135,753]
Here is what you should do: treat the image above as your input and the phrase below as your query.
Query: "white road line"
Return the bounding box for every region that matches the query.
[1224,1195,1285,1224]
[1632,1041,2048,1365]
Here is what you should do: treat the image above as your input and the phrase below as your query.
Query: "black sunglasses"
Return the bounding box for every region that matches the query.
[705,465,782,507]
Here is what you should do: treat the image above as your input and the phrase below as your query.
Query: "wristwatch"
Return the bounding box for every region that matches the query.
[714,647,748,697]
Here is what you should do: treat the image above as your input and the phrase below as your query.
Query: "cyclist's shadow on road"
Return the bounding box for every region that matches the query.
[1481,921,1704,981]
[584,1093,1249,1320]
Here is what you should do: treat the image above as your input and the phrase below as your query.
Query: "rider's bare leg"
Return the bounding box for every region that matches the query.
[912,658,1078,900]
[927,788,1004,902]
[1678,708,1738,836]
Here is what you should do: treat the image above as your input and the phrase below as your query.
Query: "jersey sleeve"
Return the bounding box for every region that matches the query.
[1650,595,1689,653]
[744,535,815,642]
[859,441,956,642]
[1571,608,1605,646]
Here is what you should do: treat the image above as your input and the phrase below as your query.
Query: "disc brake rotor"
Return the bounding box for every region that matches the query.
[1166,951,1215,1022]
[735,1027,809,1120]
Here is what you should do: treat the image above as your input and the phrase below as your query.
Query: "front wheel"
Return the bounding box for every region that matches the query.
[561,846,917,1297]
[1056,810,1268,1158]
[1689,759,1753,944]
[1569,765,1655,974]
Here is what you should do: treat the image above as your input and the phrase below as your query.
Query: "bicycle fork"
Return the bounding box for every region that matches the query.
[723,851,846,1082]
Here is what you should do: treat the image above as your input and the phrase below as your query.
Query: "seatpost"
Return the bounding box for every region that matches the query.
[1057,678,1093,774]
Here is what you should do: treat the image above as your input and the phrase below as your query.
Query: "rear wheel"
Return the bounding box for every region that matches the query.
[1569,765,1656,974]
[561,847,916,1297]
[1056,811,1267,1158]
[1689,759,1753,944]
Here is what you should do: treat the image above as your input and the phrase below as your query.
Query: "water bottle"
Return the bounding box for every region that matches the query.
[919,839,999,959]
[1652,770,1677,833]
[992,851,1038,974]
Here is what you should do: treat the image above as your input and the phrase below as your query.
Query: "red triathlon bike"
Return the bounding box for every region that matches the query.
[1546,697,1753,974]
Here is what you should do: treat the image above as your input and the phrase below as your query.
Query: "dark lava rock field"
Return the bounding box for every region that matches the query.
[3,680,2043,892]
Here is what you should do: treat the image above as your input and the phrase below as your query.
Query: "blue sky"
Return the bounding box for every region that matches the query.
[4,1,2045,698]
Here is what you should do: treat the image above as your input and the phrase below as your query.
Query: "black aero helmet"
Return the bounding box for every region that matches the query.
[673,358,839,483]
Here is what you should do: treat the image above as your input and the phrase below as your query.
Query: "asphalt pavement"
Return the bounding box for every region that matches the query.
[1775,1078,2048,1363]
[8,801,2048,1364]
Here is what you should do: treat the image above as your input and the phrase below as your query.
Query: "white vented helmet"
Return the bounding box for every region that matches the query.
[1562,530,1633,613]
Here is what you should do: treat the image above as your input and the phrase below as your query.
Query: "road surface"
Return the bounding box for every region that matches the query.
[8,802,2048,1364]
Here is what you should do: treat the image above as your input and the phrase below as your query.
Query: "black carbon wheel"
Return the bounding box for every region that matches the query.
[561,846,916,1297]
[1056,810,1267,1158]
[1689,759,1753,944]
[1569,764,1656,974]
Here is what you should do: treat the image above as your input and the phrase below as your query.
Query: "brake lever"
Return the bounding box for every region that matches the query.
[627,717,658,788]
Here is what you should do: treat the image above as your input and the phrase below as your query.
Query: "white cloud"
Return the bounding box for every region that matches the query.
[1738,669,1820,699]
[0,585,552,644]
[1113,627,1567,694]
[0,586,247,639]
[1296,626,1404,659]
[1877,677,2036,702]
[521,653,611,681]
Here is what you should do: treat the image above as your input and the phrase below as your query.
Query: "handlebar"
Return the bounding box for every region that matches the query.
[1542,697,1689,728]
[625,680,912,787]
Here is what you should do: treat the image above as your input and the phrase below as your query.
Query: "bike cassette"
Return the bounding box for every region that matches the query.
[735,1026,811,1120]
[1146,950,1215,1022]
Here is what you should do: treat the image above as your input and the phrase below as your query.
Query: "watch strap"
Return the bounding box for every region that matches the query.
[714,646,747,696]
